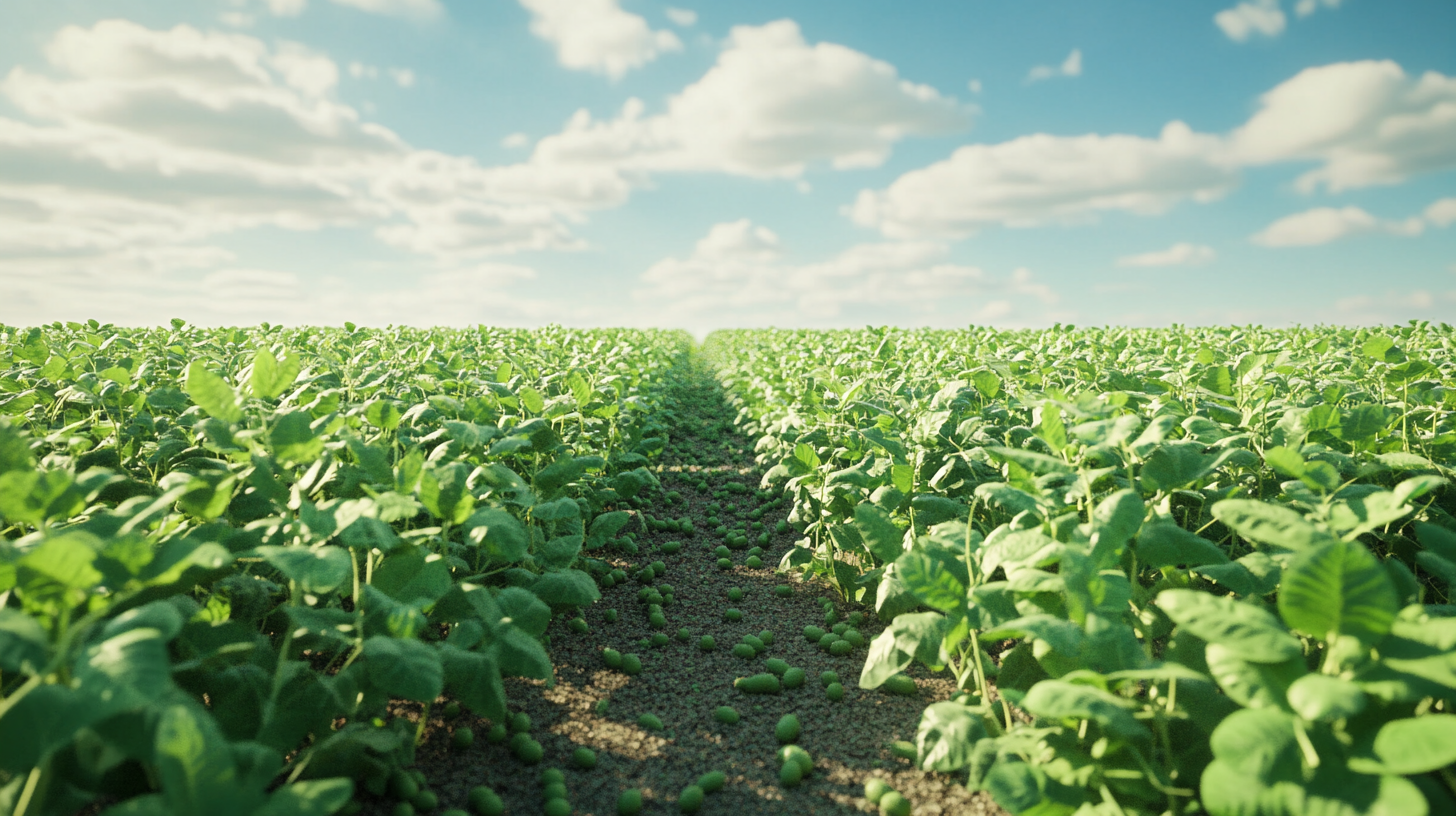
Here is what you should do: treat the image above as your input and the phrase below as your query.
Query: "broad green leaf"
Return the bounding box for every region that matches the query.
[255,545,352,595]
[586,510,630,548]
[793,442,821,470]
[0,609,48,674]
[495,586,551,637]
[915,702,990,772]
[973,482,1040,516]
[1357,714,1456,775]
[911,495,963,527]
[73,627,174,719]
[419,462,473,525]
[519,386,545,414]
[1336,404,1388,443]
[1020,680,1149,741]
[184,360,243,424]
[981,614,1085,657]
[443,420,498,450]
[372,550,452,605]
[465,508,528,563]
[531,496,580,523]
[894,549,966,613]
[0,469,85,525]
[537,534,582,570]
[984,447,1072,475]
[1211,499,1330,551]
[859,627,912,688]
[1360,334,1399,363]
[439,643,507,722]
[495,625,552,681]
[566,370,591,408]
[16,532,103,614]
[1205,643,1305,710]
[1135,520,1229,568]
[1285,674,1366,722]
[1200,365,1234,397]
[1089,489,1143,568]
[1036,404,1067,453]
[1325,492,1411,540]
[363,400,402,431]
[1156,589,1301,662]
[257,779,355,816]
[535,456,589,498]
[855,502,905,563]
[363,636,444,703]
[529,569,600,608]
[269,411,323,465]
[250,348,300,401]
[154,703,250,816]
[1278,539,1397,646]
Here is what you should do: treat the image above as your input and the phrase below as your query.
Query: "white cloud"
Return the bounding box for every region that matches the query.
[1426,197,1456,228]
[532,20,971,178]
[850,120,1234,238]
[1116,242,1216,267]
[221,12,255,27]
[635,220,1063,332]
[501,132,531,149]
[1027,49,1081,82]
[327,0,442,20]
[665,7,697,27]
[389,67,415,88]
[518,0,682,80]
[1230,60,1456,192]
[268,0,308,17]
[1251,205,1425,247]
[968,79,982,93]
[0,18,615,292]
[1215,0,1286,42]
[1294,0,1340,17]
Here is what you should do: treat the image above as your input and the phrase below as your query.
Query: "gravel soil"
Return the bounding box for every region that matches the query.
[359,363,1006,816]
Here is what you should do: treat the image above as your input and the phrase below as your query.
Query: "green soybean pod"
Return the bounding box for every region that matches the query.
[450,727,474,750]
[880,791,911,816]
[676,627,692,641]
[678,784,705,814]
[734,673,781,694]
[638,713,664,731]
[649,612,667,629]
[830,639,853,656]
[779,761,802,788]
[392,803,415,816]
[724,608,742,622]
[731,643,756,659]
[863,778,891,804]
[617,788,643,816]
[651,632,669,647]
[820,670,840,687]
[542,782,568,801]
[764,658,790,676]
[844,629,865,648]
[775,584,792,597]
[884,675,917,696]
[510,733,543,764]
[775,714,801,744]
[604,609,618,623]
[572,747,597,769]
[818,633,838,651]
[782,667,806,689]
[603,648,623,669]
[714,706,739,725]
[778,745,813,775]
[470,786,505,816]
[511,712,532,733]
[728,587,743,601]
[388,770,418,801]
[699,636,716,651]
[544,799,571,816]
[802,626,825,642]
[740,635,764,653]
[889,741,917,760]
[569,617,590,634]
[442,702,461,719]
[826,682,845,701]
[758,630,774,646]
[717,558,732,570]
[622,654,643,675]
[486,723,508,744]
[697,771,727,793]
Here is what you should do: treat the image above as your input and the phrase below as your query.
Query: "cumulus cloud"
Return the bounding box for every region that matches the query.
[1027,49,1082,83]
[518,0,682,80]
[665,7,697,27]
[1426,197,1456,228]
[1230,60,1456,192]
[501,132,531,149]
[0,18,626,293]
[850,121,1234,238]
[268,0,308,17]
[328,0,442,20]
[1215,0,1286,42]
[635,220,1061,331]
[532,19,971,178]
[1116,242,1216,267]
[1294,0,1341,17]
[1251,206,1424,247]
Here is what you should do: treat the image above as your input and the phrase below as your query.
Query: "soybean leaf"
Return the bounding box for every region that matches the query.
[250,348,300,401]
[1205,643,1305,710]
[184,361,243,424]
[1351,714,1456,775]
[1020,680,1149,741]
[1211,499,1331,551]
[255,546,352,595]
[1135,521,1229,568]
[363,636,444,703]
[1285,674,1366,722]
[916,702,990,772]
[855,502,905,563]
[1278,539,1398,647]
[1156,589,1301,662]
[529,569,600,608]
[464,508,529,563]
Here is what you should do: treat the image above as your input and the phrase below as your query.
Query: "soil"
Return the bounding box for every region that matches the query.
[356,362,1007,816]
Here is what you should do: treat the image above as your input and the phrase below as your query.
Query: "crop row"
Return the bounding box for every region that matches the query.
[704,324,1456,816]
[0,321,690,816]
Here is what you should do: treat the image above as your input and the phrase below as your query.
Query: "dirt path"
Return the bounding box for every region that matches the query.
[371,360,1002,816]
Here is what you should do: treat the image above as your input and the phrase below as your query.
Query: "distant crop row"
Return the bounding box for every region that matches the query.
[0,321,690,816]
[704,323,1456,816]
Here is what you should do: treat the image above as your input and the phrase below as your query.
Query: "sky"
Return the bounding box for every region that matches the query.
[0,0,1453,333]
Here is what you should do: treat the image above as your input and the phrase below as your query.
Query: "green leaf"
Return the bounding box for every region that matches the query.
[586,511,630,549]
[250,348,300,401]
[1020,680,1149,741]
[894,549,966,613]
[566,371,592,408]
[915,702,990,772]
[911,496,964,527]
[1200,365,1234,397]
[154,703,253,816]
[1212,499,1331,551]
[0,609,48,674]
[535,456,589,499]
[855,502,905,563]
[269,411,324,465]
[73,627,174,720]
[984,447,1072,475]
[793,442,821,470]
[1278,539,1398,646]
[973,482,1041,517]
[495,586,551,637]
[519,387,545,414]
[859,627,912,689]
[1205,644,1305,710]
[419,462,474,525]
[1036,405,1067,453]
[1156,589,1301,662]
[1089,489,1143,568]
[0,469,85,526]
[537,534,583,570]
[439,643,507,722]
[183,361,243,424]
[981,614,1085,657]
[1285,674,1366,722]
[372,550,452,605]
[1360,333,1399,363]
[443,420,499,450]
[465,508,529,563]
[16,532,103,614]
[1325,492,1412,540]
[529,569,600,608]
[364,636,444,703]
[363,400,402,431]
[257,779,355,816]
[255,545,352,595]
[1207,707,1302,782]
[1135,520,1229,568]
[495,625,552,681]
[970,370,1001,400]
[1336,404,1388,444]
[1357,714,1456,775]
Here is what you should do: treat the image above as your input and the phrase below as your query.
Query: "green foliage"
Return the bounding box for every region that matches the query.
[703,325,1456,816]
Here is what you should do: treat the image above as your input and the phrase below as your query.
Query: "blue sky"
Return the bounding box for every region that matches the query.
[0,0,1452,332]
